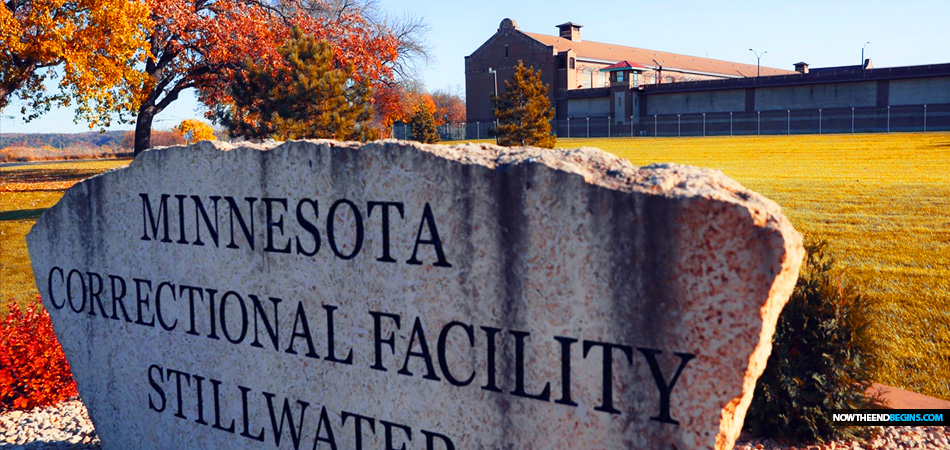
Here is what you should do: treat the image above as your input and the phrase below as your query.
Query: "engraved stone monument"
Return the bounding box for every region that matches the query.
[28,140,804,449]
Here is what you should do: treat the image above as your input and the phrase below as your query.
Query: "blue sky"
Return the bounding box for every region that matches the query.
[2,0,948,133]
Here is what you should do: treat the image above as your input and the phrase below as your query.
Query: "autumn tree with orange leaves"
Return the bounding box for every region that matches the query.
[0,0,151,123]
[117,0,398,154]
[373,81,437,137]
[432,89,466,124]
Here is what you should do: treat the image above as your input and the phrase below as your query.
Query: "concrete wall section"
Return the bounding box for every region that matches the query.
[755,82,876,110]
[889,77,950,105]
[645,89,746,115]
[567,97,610,117]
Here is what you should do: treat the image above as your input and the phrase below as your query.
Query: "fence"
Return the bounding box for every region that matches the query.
[453,104,950,140]
[633,104,950,137]
[391,122,469,141]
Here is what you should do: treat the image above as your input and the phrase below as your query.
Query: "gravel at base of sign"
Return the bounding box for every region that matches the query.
[0,399,98,449]
[1,399,947,450]
[733,429,950,449]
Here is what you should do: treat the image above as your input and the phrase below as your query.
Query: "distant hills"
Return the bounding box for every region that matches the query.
[0,131,131,150]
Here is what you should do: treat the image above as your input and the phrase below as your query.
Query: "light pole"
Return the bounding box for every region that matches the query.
[487,67,498,99]
[749,49,767,77]
[487,68,498,143]
[861,42,870,68]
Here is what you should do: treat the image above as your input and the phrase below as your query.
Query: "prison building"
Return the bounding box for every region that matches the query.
[464,19,950,137]
[465,18,791,125]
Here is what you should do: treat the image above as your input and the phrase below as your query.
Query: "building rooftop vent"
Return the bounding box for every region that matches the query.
[556,22,582,42]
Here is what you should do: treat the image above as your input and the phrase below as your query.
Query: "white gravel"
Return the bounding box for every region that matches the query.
[1,399,947,449]
[1,399,99,449]
[735,427,950,449]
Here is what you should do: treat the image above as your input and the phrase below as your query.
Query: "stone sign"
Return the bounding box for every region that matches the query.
[28,140,804,450]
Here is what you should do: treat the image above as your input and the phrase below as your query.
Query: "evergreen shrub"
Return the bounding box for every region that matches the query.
[745,241,882,443]
[409,105,440,143]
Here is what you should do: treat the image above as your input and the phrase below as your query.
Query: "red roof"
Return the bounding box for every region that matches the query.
[523,31,793,77]
[601,60,651,71]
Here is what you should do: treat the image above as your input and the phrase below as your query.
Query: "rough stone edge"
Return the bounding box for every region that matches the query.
[717,233,804,450]
[140,138,787,210]
[29,138,805,450]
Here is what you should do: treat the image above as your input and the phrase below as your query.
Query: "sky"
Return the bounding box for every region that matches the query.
[2,0,949,134]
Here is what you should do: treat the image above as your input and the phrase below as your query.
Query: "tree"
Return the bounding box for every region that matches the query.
[119,0,397,154]
[176,119,216,144]
[219,28,376,142]
[295,0,432,137]
[373,80,435,137]
[300,0,432,82]
[492,61,556,148]
[0,0,151,123]
[432,89,465,124]
[409,105,439,143]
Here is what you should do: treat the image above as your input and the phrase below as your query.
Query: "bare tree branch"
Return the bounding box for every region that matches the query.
[298,0,432,84]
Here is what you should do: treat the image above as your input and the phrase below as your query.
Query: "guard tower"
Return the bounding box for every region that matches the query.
[600,61,649,125]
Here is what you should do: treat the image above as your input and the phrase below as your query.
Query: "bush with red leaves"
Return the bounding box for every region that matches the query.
[0,298,77,411]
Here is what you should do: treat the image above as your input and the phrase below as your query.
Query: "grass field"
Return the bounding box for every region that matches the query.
[564,133,950,401]
[2,133,949,400]
[1,160,132,311]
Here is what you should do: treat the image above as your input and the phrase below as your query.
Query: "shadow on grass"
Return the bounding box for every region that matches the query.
[2,168,106,186]
[0,209,48,221]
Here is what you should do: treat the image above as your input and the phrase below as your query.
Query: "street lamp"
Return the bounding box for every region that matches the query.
[861,42,870,68]
[749,49,767,77]
[487,68,498,143]
[487,67,498,99]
